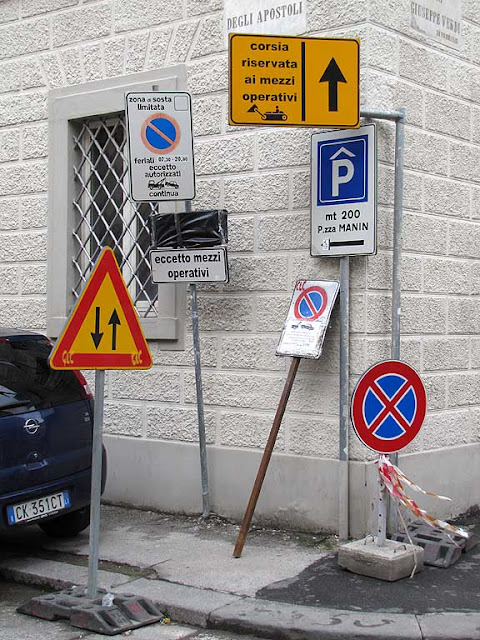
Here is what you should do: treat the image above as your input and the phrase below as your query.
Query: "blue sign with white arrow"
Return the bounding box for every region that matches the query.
[311,124,376,257]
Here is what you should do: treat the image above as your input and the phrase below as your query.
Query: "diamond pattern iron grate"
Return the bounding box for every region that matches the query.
[72,114,157,317]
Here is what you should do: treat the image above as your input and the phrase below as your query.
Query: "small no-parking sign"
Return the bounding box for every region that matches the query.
[125,91,195,202]
[276,280,339,359]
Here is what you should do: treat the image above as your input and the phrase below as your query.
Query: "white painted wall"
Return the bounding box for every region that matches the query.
[0,0,479,533]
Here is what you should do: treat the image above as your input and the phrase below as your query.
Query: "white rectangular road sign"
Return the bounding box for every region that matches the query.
[125,91,195,202]
[150,247,229,284]
[311,124,376,257]
[276,280,339,359]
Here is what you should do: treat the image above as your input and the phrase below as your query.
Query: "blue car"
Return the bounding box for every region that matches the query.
[0,328,106,537]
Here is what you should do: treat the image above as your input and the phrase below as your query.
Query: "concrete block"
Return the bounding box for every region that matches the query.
[114,0,181,33]
[195,134,254,174]
[0,128,19,163]
[0,266,17,293]
[40,52,65,88]
[368,25,397,73]
[425,92,471,140]
[292,170,309,209]
[364,337,422,371]
[338,538,424,581]
[191,178,221,210]
[258,128,311,169]
[151,335,217,367]
[146,27,171,69]
[21,56,46,89]
[146,406,216,442]
[104,402,145,437]
[192,95,222,137]
[53,4,110,46]
[21,194,48,228]
[367,252,422,292]
[187,0,222,16]
[0,198,19,229]
[448,372,480,407]
[224,173,289,212]
[255,294,291,332]
[83,43,104,82]
[111,370,181,402]
[0,60,21,92]
[0,17,49,60]
[21,264,47,295]
[401,295,447,334]
[286,415,338,458]
[0,0,18,24]
[404,128,449,175]
[184,371,285,411]
[366,70,425,128]
[125,32,149,74]
[450,141,480,183]
[59,48,83,85]
[0,231,47,261]
[422,374,447,411]
[403,213,447,254]
[0,92,47,127]
[227,216,254,252]
[22,123,48,160]
[366,293,391,333]
[288,253,339,285]
[220,335,283,371]
[424,176,470,218]
[399,39,448,90]
[21,0,76,18]
[258,214,309,251]
[424,337,470,371]
[424,258,471,294]
[225,255,288,291]
[308,0,366,30]
[473,185,480,220]
[188,57,228,94]
[219,411,285,449]
[192,15,224,58]
[0,298,46,328]
[448,59,480,102]
[168,22,198,63]
[288,374,339,415]
[449,298,480,333]
[187,295,254,331]
[104,37,125,78]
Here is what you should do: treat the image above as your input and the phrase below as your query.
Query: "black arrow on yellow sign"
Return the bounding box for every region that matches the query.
[91,307,103,349]
[108,309,121,351]
[319,58,347,112]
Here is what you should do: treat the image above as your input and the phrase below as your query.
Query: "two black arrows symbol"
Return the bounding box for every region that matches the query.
[91,307,121,350]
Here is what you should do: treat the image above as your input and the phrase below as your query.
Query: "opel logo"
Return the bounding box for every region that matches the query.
[24,419,39,435]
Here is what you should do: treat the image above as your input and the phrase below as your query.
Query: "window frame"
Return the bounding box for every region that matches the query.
[47,67,187,343]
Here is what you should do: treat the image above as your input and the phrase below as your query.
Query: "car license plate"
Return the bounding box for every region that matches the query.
[7,490,70,525]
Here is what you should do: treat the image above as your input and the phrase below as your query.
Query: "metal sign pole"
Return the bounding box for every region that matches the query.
[338,256,350,541]
[190,282,211,519]
[377,470,387,546]
[87,369,105,598]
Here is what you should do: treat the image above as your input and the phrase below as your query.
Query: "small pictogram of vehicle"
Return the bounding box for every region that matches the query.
[247,104,288,121]
[148,179,179,190]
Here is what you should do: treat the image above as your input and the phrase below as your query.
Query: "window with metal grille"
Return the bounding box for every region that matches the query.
[47,69,185,343]
[72,115,157,317]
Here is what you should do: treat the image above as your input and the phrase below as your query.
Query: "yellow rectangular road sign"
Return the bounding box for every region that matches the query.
[229,34,359,128]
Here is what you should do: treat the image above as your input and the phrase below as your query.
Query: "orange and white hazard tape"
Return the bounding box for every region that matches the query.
[377,455,469,539]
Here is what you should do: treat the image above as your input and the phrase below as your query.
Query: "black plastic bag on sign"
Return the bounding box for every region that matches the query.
[150,209,228,249]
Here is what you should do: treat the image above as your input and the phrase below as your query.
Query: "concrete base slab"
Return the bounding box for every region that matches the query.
[338,538,424,582]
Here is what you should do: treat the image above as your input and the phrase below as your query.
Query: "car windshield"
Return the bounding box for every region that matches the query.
[0,337,85,413]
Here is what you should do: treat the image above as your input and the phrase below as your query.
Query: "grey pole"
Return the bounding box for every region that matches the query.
[183,201,210,519]
[338,256,350,541]
[190,282,211,519]
[87,369,105,599]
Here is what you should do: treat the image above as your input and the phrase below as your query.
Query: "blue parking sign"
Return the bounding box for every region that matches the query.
[318,135,368,205]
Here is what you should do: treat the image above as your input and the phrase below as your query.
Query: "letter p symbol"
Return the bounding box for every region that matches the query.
[331,158,354,197]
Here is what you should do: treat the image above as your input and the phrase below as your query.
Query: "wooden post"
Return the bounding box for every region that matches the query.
[233,357,301,558]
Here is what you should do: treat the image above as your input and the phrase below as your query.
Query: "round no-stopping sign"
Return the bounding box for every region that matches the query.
[141,114,180,154]
[294,286,328,321]
[351,360,426,454]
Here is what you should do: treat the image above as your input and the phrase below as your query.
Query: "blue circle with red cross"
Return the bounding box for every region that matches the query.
[351,360,426,454]
[294,286,328,321]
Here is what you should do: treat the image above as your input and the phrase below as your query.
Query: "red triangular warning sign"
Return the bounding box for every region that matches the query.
[49,247,152,370]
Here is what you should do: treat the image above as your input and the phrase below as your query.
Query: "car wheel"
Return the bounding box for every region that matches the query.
[39,506,90,538]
